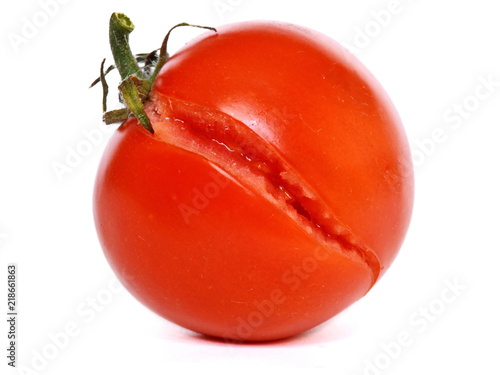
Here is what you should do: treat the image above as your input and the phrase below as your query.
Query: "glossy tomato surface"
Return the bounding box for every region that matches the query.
[94,21,414,341]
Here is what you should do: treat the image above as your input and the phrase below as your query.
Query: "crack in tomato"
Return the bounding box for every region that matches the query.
[146,94,381,285]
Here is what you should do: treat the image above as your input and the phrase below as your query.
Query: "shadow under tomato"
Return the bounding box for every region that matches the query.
[181,316,356,347]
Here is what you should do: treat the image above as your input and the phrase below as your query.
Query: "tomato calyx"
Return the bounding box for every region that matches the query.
[90,12,216,134]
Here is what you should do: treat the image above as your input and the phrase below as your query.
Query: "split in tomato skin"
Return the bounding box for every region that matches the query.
[93,19,414,341]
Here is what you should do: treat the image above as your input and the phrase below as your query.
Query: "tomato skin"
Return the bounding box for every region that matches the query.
[94,120,374,341]
[94,21,413,341]
[154,21,413,272]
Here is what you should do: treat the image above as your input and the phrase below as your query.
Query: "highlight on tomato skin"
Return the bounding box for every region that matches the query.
[93,16,414,342]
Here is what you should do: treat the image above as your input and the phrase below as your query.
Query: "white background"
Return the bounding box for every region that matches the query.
[1,0,499,374]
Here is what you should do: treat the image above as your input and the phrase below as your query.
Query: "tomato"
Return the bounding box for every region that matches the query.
[93,15,414,342]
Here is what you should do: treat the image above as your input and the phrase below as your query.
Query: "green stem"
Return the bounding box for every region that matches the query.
[109,13,143,80]
[97,13,217,134]
[119,77,154,133]
[108,13,152,132]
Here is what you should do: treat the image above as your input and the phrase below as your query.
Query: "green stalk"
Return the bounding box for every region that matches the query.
[95,12,217,134]
[119,77,154,133]
[107,13,152,132]
[109,13,143,80]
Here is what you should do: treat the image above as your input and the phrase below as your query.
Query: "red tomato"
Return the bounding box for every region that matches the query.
[94,20,414,341]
